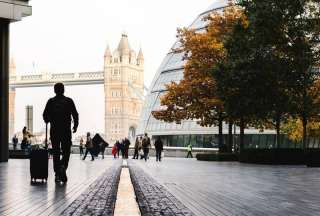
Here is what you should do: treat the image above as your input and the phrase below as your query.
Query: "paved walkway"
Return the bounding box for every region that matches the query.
[61,160,122,216]
[129,160,194,216]
[0,155,117,216]
[131,158,320,216]
[1,156,320,216]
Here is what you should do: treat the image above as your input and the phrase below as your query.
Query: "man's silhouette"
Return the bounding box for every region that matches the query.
[43,83,79,183]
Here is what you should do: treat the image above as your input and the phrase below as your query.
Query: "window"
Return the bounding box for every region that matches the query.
[111,90,122,97]
[111,68,121,80]
[111,121,121,134]
[111,106,122,115]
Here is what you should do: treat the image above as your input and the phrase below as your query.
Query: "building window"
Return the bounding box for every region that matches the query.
[111,68,121,80]
[111,122,121,134]
[111,90,122,97]
[111,106,121,114]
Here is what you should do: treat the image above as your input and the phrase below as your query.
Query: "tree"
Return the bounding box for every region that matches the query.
[211,13,257,152]
[213,0,320,151]
[285,0,320,149]
[282,79,320,145]
[152,3,243,152]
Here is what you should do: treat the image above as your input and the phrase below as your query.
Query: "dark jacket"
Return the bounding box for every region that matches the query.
[155,139,163,151]
[124,138,130,149]
[43,95,79,130]
[142,136,151,149]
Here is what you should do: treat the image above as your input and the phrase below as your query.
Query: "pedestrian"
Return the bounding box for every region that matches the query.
[120,140,125,158]
[154,136,163,162]
[186,143,193,158]
[83,132,94,161]
[43,82,79,183]
[100,141,108,159]
[132,137,140,159]
[12,134,18,150]
[115,140,120,158]
[79,137,84,157]
[124,137,130,159]
[112,143,118,159]
[142,133,151,162]
[21,126,32,150]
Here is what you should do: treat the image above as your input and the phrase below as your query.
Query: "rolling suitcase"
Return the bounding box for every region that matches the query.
[30,124,49,183]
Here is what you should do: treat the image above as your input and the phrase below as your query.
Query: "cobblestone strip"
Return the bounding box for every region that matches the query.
[128,161,195,216]
[60,160,122,216]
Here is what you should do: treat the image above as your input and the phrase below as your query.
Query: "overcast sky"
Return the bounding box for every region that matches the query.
[11,0,216,137]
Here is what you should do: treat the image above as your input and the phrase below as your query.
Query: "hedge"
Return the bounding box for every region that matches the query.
[196,153,238,161]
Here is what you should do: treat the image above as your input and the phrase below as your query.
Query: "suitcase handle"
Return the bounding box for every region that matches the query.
[45,123,48,149]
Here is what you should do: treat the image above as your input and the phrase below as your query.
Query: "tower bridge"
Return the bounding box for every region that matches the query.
[10,71,105,88]
[9,33,145,144]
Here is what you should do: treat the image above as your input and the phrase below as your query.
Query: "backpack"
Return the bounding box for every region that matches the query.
[142,137,150,148]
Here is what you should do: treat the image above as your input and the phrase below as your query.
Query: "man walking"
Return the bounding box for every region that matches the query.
[123,137,130,159]
[154,136,163,162]
[12,135,18,150]
[43,83,79,183]
[186,143,193,158]
[142,133,151,162]
[79,137,84,157]
[132,137,140,159]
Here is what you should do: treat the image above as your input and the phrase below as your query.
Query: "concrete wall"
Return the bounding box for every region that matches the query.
[71,146,217,158]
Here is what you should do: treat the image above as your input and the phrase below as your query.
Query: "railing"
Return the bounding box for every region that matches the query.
[20,74,42,81]
[9,71,105,87]
[51,73,75,80]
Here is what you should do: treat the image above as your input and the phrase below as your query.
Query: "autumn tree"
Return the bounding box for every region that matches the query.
[152,3,243,152]
[282,79,320,145]
[213,0,320,151]
[211,12,255,152]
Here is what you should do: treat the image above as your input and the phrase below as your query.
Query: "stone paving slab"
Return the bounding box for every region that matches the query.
[128,160,195,216]
[60,159,122,216]
[0,156,117,216]
[133,158,320,216]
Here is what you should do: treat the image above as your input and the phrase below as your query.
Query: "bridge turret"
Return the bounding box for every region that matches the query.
[137,48,144,66]
[9,58,16,76]
[104,45,112,65]
[117,33,131,64]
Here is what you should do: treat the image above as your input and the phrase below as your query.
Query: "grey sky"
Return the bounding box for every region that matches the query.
[11,0,216,137]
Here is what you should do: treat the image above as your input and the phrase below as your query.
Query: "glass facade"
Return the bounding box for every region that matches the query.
[137,0,277,148]
[152,134,320,149]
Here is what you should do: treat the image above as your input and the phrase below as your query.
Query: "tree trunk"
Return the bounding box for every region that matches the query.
[275,116,281,149]
[218,116,224,153]
[302,116,308,150]
[228,121,233,153]
[239,118,245,153]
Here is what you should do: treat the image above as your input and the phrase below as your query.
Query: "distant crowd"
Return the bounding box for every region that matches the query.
[79,132,166,162]
[12,127,194,160]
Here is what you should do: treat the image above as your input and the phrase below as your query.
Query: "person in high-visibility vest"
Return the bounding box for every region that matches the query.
[186,144,193,158]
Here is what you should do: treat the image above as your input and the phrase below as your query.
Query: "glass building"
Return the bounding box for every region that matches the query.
[137,1,296,149]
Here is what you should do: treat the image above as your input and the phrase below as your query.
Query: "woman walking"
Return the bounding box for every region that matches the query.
[82,132,94,161]
[112,143,118,159]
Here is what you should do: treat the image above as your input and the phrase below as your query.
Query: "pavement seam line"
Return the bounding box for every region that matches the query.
[114,159,141,216]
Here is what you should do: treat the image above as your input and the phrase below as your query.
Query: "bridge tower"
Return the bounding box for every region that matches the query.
[104,33,144,144]
[9,59,16,140]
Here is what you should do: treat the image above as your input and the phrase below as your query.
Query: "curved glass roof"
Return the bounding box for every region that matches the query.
[137,1,231,136]
[205,0,229,13]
